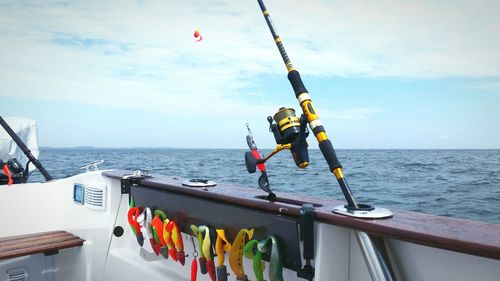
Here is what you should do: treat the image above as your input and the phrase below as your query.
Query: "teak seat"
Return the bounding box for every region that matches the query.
[0,231,84,260]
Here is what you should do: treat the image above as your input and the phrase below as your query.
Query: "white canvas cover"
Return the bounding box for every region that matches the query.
[0,117,39,172]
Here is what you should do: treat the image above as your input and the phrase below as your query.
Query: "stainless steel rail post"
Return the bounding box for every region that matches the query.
[356,232,395,281]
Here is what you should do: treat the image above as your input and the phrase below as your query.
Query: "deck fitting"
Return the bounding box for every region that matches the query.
[332,205,393,219]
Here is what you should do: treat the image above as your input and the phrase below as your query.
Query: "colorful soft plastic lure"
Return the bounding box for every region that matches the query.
[139,207,161,255]
[215,229,232,281]
[152,210,170,259]
[127,207,144,246]
[258,236,284,281]
[198,225,216,281]
[191,225,207,275]
[243,240,265,281]
[166,220,185,265]
[229,228,254,281]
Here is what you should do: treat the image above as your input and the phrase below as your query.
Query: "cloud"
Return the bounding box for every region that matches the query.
[320,108,382,121]
[1,0,499,116]
[463,79,500,93]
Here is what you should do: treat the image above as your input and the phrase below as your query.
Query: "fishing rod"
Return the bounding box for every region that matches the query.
[253,1,397,281]
[0,116,53,181]
[256,0,357,208]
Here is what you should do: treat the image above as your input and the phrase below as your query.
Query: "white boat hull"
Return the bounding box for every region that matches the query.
[1,171,499,281]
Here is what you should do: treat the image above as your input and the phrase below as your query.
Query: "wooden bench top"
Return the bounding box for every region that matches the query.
[0,231,85,260]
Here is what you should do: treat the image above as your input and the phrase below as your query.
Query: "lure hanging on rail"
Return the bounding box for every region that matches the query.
[190,234,199,281]
[138,207,161,255]
[257,236,284,281]
[166,220,186,265]
[162,219,179,261]
[229,228,254,281]
[127,206,144,246]
[243,235,284,281]
[152,210,170,259]
[198,225,217,281]
[215,229,232,281]
[191,225,208,275]
[243,240,265,281]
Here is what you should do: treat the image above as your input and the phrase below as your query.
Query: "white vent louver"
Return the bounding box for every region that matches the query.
[7,267,29,281]
[84,184,107,211]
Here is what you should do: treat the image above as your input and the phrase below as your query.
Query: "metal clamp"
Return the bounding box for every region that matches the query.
[121,170,150,194]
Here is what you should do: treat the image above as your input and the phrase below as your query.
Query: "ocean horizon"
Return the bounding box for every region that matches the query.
[27,148,500,225]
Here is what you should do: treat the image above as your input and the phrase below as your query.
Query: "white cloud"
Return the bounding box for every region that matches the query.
[1,0,499,115]
[463,79,500,93]
[320,108,382,121]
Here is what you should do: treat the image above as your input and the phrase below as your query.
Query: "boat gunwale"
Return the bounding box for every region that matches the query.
[103,170,500,260]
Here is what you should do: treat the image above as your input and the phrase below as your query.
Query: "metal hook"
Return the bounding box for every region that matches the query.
[190,234,199,257]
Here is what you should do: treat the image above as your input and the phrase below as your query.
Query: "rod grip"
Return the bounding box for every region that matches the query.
[318,140,342,172]
[287,70,308,98]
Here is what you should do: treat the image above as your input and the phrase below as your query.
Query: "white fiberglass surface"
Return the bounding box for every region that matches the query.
[0,171,123,281]
[387,239,500,281]
[2,172,500,281]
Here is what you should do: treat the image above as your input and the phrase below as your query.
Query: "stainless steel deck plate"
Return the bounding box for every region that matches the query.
[182,179,217,188]
[332,205,393,219]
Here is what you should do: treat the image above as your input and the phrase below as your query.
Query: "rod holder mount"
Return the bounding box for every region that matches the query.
[332,204,393,219]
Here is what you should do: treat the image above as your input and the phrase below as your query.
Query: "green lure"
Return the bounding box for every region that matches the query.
[258,236,284,281]
[244,240,265,281]
[244,236,284,281]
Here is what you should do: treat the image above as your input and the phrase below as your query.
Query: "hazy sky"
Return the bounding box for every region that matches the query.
[1,0,499,148]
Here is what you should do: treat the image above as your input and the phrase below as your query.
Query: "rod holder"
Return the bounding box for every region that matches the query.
[332,204,393,219]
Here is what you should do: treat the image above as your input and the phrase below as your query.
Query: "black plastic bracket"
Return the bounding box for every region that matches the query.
[297,203,315,281]
[121,178,133,194]
[44,250,59,256]
[121,171,152,194]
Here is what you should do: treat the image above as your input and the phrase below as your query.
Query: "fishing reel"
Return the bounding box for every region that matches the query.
[0,158,28,186]
[268,107,309,168]
[244,107,309,200]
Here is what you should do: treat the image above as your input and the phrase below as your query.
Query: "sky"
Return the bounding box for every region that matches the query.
[0,0,499,149]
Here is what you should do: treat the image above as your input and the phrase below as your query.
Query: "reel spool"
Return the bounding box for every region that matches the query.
[268,107,310,168]
[270,107,301,144]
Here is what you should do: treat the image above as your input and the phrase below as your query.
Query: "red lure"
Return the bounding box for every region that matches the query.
[194,30,203,42]
[191,258,198,281]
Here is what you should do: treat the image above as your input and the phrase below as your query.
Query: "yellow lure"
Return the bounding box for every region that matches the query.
[228,228,254,279]
[215,229,232,267]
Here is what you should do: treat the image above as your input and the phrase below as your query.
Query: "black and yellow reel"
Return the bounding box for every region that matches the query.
[268,107,310,168]
[245,107,310,175]
[271,107,301,144]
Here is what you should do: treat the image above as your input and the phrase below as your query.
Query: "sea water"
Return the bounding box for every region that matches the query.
[30,148,500,224]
